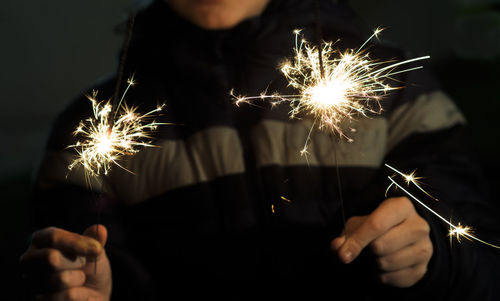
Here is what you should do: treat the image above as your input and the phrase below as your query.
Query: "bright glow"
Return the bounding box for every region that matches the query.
[67,77,167,181]
[449,222,474,244]
[232,28,429,154]
[385,164,438,201]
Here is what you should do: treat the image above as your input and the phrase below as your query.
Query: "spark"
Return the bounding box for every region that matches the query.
[67,77,166,181]
[271,196,293,214]
[449,221,473,244]
[385,163,439,201]
[232,28,429,153]
[386,168,500,249]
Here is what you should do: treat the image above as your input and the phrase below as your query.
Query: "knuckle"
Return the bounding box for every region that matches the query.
[367,217,384,233]
[65,287,80,301]
[346,216,366,229]
[66,239,80,253]
[376,257,387,271]
[46,250,60,269]
[59,271,71,287]
[31,230,43,244]
[370,240,385,255]
[421,220,431,234]
[47,228,60,245]
[410,217,430,237]
[345,217,355,227]
[415,216,430,232]
[33,227,58,247]
[400,197,414,210]
[389,197,414,215]
[414,264,428,279]
[75,270,86,284]
[379,273,392,285]
[421,240,434,259]
[345,216,359,228]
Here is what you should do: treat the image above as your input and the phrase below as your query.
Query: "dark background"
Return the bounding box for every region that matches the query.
[1,0,499,297]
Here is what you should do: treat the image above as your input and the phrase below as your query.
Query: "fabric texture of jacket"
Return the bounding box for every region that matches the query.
[32,0,500,300]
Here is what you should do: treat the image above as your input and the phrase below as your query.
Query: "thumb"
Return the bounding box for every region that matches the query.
[82,225,112,295]
[83,224,108,249]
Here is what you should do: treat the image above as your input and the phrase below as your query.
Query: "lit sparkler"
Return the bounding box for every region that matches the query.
[386,164,500,249]
[385,163,439,201]
[233,28,429,154]
[67,77,166,182]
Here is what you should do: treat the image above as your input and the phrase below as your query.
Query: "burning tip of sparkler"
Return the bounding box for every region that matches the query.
[449,222,474,243]
[230,89,244,107]
[231,28,429,158]
[300,147,309,157]
[127,78,136,86]
[67,78,167,179]
[403,170,422,185]
[374,27,385,38]
[385,164,438,201]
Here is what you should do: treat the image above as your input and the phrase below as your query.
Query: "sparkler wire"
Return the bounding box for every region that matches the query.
[314,0,325,79]
[314,1,347,237]
[111,13,136,123]
[98,12,134,271]
[68,13,147,273]
[387,176,500,249]
[334,147,347,237]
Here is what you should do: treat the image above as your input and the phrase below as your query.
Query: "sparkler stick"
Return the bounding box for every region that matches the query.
[386,165,500,249]
[111,14,136,124]
[67,78,166,273]
[312,1,348,236]
[314,0,325,79]
[71,86,166,270]
[65,13,169,272]
[233,27,429,233]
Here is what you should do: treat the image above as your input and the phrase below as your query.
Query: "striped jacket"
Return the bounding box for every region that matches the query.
[33,1,500,300]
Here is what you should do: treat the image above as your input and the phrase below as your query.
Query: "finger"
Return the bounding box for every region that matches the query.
[31,227,101,257]
[83,224,108,248]
[379,263,428,288]
[330,235,346,252]
[376,239,433,273]
[370,215,430,256]
[20,248,86,272]
[331,216,366,252]
[49,270,86,290]
[46,287,95,301]
[344,216,366,236]
[338,197,414,264]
